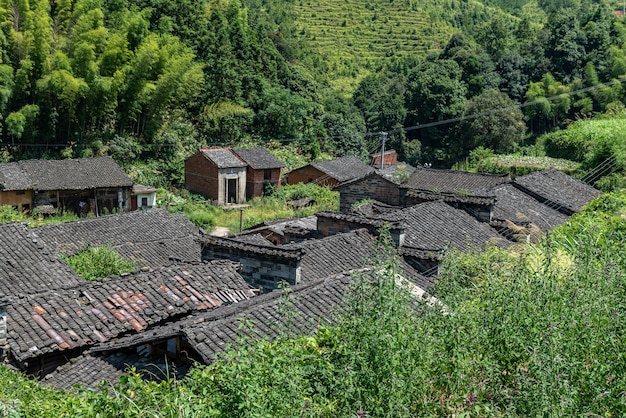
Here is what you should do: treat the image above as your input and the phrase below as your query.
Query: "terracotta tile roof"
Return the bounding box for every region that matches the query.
[402,166,510,194]
[6,261,256,363]
[513,168,601,214]
[200,149,247,169]
[376,202,509,252]
[0,223,83,299]
[489,183,569,231]
[0,157,133,191]
[42,351,188,391]
[33,209,201,269]
[311,156,375,183]
[231,147,285,169]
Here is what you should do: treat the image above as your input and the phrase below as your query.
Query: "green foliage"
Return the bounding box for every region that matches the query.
[63,244,138,280]
[0,205,27,223]
[539,116,626,189]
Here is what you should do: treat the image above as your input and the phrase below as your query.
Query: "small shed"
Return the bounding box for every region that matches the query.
[231,147,285,199]
[131,184,157,210]
[287,155,374,188]
[185,148,247,205]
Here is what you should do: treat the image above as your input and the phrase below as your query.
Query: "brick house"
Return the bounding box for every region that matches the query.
[184,148,247,205]
[231,147,285,199]
[0,156,133,214]
[337,166,510,219]
[287,155,374,187]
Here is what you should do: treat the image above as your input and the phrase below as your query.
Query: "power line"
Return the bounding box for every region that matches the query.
[1,76,625,150]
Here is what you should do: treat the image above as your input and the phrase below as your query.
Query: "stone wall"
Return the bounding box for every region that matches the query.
[202,243,302,291]
[338,175,402,212]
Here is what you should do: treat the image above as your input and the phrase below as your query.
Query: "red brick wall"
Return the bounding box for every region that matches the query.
[185,153,218,200]
[246,168,281,199]
[371,151,398,166]
[287,166,338,187]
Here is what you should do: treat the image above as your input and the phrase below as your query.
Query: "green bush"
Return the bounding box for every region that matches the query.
[63,245,138,280]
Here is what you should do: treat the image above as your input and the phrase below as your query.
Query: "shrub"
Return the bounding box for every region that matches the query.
[63,245,138,280]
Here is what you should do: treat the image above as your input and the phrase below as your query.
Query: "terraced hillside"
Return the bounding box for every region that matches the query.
[291,0,506,78]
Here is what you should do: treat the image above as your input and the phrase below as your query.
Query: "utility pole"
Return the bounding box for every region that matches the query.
[380,131,387,169]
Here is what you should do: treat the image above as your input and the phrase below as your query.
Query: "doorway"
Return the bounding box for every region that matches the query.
[227,178,237,203]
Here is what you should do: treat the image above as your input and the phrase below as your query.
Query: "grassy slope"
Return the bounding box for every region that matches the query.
[290,0,513,88]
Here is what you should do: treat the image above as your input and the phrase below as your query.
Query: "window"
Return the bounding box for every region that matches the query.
[141,197,148,207]
[264,169,272,181]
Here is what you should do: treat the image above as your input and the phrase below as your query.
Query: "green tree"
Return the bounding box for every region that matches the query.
[457,89,526,159]
[524,73,571,132]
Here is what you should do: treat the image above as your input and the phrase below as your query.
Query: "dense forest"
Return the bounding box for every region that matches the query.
[0,0,625,188]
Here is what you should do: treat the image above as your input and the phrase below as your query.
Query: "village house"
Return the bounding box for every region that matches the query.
[130,184,158,210]
[512,168,602,215]
[41,270,371,389]
[317,200,509,273]
[487,183,569,241]
[370,149,399,167]
[33,208,202,270]
[200,228,432,292]
[0,156,134,214]
[43,264,436,390]
[231,147,285,199]
[185,148,247,205]
[287,155,375,187]
[3,261,257,377]
[336,166,510,219]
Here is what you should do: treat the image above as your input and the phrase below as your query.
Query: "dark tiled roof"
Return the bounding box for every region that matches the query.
[201,149,247,169]
[33,209,201,269]
[403,167,510,194]
[237,216,317,239]
[282,229,378,282]
[311,156,375,183]
[231,147,285,169]
[92,265,433,364]
[0,162,31,191]
[316,210,403,230]
[375,163,417,184]
[405,190,496,206]
[0,223,83,299]
[7,261,255,362]
[513,168,601,213]
[132,184,158,194]
[377,202,509,252]
[490,183,569,231]
[42,351,188,391]
[230,233,275,246]
[0,157,133,191]
[350,200,402,217]
[183,272,358,362]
